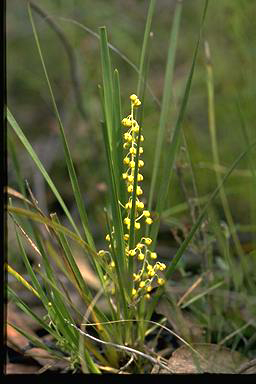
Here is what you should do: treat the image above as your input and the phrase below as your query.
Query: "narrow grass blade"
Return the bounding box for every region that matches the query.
[7,108,80,236]
[57,16,161,108]
[6,264,40,299]
[113,69,127,204]
[136,0,156,99]
[50,212,97,301]
[148,0,182,211]
[149,0,209,244]
[180,280,225,309]
[205,40,246,280]
[99,26,114,146]
[27,4,95,252]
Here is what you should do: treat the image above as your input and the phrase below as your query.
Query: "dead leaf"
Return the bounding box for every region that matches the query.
[156,343,248,373]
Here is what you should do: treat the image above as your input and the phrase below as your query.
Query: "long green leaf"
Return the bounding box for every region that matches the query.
[149,0,209,245]
[148,0,182,212]
[6,108,80,237]
[27,4,96,253]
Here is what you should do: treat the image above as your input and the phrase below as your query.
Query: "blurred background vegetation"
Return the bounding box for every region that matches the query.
[7,0,256,259]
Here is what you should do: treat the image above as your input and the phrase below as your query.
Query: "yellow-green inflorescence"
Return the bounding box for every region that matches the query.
[98,94,166,304]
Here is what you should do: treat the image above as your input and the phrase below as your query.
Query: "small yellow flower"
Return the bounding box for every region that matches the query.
[139,281,146,288]
[138,160,144,168]
[124,234,129,241]
[144,293,151,300]
[130,94,138,102]
[129,249,136,256]
[143,210,150,217]
[138,253,145,261]
[145,217,153,225]
[135,222,141,230]
[130,160,135,168]
[122,172,128,179]
[133,273,140,281]
[146,285,152,292]
[129,147,136,155]
[127,185,133,193]
[136,186,143,196]
[137,173,143,181]
[150,252,157,259]
[157,278,165,286]
[105,234,110,241]
[124,218,130,225]
[123,157,130,165]
[136,201,144,210]
[97,250,105,257]
[144,238,152,245]
[127,175,134,183]
[132,288,137,296]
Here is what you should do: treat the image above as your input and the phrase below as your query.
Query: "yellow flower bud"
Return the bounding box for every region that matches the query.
[145,238,152,245]
[135,222,141,230]
[130,94,137,102]
[143,210,150,217]
[145,217,153,225]
[150,252,157,259]
[157,278,165,286]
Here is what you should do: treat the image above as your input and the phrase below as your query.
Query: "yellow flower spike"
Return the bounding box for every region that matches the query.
[150,252,157,260]
[139,281,146,288]
[97,250,105,257]
[145,217,153,225]
[135,222,141,230]
[157,278,165,286]
[138,160,144,168]
[143,210,150,217]
[105,234,110,241]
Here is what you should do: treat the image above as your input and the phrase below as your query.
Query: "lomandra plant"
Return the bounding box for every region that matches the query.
[6,0,255,374]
